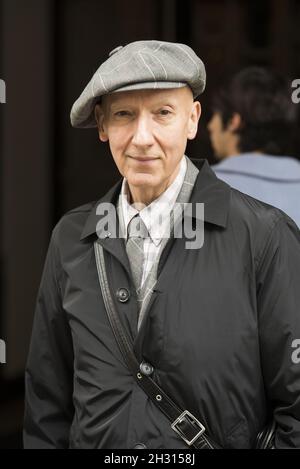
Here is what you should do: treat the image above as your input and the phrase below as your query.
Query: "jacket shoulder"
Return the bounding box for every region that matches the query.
[228,187,299,267]
[229,187,286,227]
[51,201,96,246]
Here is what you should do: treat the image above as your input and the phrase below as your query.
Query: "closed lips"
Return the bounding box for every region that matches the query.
[130,157,159,161]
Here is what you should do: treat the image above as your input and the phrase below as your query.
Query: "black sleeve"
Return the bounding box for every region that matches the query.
[23,228,74,449]
[256,215,300,448]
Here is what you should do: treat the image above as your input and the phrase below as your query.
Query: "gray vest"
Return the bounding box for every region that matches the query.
[117,155,199,330]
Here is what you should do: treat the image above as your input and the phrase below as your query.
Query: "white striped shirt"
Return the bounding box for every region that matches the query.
[119,156,187,287]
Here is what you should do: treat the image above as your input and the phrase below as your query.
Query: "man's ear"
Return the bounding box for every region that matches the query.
[228,113,242,133]
[95,103,109,142]
[187,101,201,140]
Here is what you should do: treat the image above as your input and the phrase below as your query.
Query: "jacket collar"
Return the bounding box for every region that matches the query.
[80,158,231,241]
[188,158,230,227]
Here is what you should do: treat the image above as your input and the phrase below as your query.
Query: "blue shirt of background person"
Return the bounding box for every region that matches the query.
[208,67,300,227]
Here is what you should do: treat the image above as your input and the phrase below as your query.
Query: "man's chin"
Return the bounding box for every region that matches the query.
[127,172,158,187]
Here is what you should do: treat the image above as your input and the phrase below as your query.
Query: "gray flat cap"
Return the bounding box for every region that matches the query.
[70,40,206,128]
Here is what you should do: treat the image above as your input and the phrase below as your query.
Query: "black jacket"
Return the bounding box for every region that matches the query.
[24,158,300,449]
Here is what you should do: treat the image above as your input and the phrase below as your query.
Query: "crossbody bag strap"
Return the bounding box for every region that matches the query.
[94,241,222,449]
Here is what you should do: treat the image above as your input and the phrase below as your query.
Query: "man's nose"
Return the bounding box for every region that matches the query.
[131,116,155,147]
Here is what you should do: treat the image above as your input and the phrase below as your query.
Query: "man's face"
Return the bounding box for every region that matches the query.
[207,111,241,160]
[207,112,230,160]
[95,87,201,192]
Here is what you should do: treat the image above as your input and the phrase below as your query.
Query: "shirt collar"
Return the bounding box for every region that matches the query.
[80,158,231,240]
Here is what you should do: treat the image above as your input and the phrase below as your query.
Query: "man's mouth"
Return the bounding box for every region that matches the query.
[129,156,159,163]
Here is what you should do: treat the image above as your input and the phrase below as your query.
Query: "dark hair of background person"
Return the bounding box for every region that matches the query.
[212,67,298,156]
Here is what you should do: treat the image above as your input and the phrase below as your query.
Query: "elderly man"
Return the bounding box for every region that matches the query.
[24,41,300,449]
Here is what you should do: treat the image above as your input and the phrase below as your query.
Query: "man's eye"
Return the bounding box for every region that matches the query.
[115,111,131,117]
[159,109,172,116]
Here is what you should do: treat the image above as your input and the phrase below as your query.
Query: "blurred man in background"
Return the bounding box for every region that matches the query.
[208,67,300,227]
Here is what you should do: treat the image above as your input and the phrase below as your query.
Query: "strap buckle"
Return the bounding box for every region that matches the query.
[171,410,206,446]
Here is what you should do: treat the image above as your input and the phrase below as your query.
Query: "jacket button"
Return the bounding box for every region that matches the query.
[133,443,147,449]
[116,288,130,303]
[140,361,154,376]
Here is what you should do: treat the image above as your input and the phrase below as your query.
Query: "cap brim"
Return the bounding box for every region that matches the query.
[72,81,200,128]
[111,81,189,94]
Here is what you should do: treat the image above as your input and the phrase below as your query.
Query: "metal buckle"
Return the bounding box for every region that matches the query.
[171,410,206,446]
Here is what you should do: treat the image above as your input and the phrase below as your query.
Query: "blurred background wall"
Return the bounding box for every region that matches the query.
[1,0,300,448]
